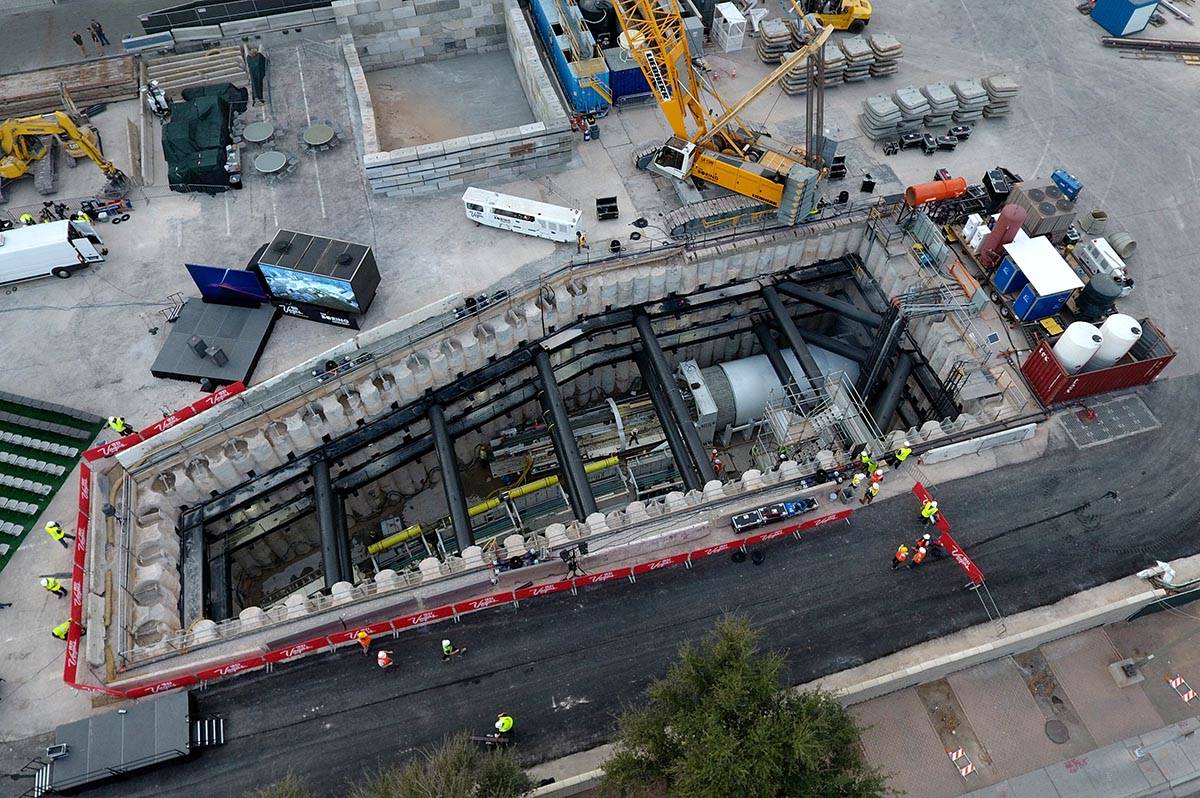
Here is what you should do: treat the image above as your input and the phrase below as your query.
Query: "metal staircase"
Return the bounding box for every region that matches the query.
[191,716,226,748]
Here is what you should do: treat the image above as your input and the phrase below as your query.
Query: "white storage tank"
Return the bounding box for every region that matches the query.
[1086,314,1141,370]
[1052,322,1103,374]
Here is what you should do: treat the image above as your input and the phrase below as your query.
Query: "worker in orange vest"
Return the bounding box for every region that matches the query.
[891,544,909,570]
[355,629,372,656]
[376,650,393,670]
[870,469,884,485]
[909,547,927,569]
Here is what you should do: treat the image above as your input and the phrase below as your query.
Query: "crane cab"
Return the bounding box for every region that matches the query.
[649,136,698,181]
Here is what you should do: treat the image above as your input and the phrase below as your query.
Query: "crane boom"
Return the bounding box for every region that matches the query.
[694,24,831,148]
[610,0,709,139]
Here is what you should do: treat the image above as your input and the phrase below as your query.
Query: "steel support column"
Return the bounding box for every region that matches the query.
[534,349,597,519]
[634,350,703,492]
[334,494,353,582]
[311,459,344,586]
[429,403,474,552]
[870,353,913,431]
[795,328,869,364]
[753,323,803,392]
[633,311,716,484]
[776,281,883,328]
[762,286,825,407]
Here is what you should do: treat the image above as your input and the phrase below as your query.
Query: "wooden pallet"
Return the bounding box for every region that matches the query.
[0,56,139,118]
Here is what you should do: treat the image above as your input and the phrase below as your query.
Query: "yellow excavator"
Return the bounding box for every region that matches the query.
[0,110,128,197]
[612,0,832,229]
[801,0,871,32]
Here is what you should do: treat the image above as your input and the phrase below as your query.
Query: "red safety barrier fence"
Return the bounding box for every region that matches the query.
[912,482,984,586]
[65,383,247,696]
[69,455,852,698]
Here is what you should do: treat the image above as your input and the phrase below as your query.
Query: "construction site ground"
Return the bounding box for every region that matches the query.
[0,0,1198,794]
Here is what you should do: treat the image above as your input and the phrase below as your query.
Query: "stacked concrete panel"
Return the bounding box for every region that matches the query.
[333,0,509,69]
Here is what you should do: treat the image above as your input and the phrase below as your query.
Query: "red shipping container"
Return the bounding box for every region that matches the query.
[1021,318,1174,405]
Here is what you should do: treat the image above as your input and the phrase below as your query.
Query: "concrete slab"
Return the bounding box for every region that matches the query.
[1108,611,1200,727]
[851,688,965,798]
[1043,629,1165,747]
[949,656,1067,779]
[365,52,535,150]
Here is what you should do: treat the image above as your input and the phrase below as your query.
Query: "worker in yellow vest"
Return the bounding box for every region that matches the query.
[920,499,940,525]
[106,416,134,435]
[890,441,913,468]
[44,521,74,549]
[41,577,67,597]
[495,712,514,739]
[51,620,71,640]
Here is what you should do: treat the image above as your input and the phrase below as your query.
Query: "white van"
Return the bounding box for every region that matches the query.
[0,219,106,285]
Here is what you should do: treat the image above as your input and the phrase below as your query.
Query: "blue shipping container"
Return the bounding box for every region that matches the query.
[603,47,651,102]
[992,255,1029,294]
[1091,0,1159,36]
[529,0,609,113]
[1013,284,1073,322]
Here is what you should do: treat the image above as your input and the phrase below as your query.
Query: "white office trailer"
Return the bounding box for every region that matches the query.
[462,187,582,243]
[0,220,106,285]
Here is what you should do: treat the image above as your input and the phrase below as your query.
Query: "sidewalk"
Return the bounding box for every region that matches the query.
[0,0,165,75]
[853,605,1200,797]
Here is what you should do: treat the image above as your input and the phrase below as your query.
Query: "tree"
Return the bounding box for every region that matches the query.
[601,616,890,798]
[349,733,533,798]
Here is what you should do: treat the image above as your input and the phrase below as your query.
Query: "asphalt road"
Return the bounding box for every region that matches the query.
[70,375,1198,797]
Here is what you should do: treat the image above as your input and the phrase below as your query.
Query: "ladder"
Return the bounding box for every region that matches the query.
[642,51,674,101]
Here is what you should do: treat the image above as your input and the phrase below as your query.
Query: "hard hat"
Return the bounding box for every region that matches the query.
[902,439,911,447]
[874,469,883,477]
[918,547,927,553]
[495,719,505,730]
[922,533,931,541]
[930,500,938,508]
[356,630,368,638]
[442,639,450,646]
[40,578,49,587]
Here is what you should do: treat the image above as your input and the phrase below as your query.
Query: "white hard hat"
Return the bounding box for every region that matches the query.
[930,500,938,508]
[922,533,931,541]
[442,639,450,646]
[903,439,911,447]
[40,578,49,587]
[918,547,927,553]
[874,469,883,476]
[495,719,505,730]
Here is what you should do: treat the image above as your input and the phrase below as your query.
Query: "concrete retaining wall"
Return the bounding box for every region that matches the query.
[333,0,508,69]
[346,0,574,196]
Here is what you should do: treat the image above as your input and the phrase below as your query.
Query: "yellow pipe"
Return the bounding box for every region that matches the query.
[367,456,621,556]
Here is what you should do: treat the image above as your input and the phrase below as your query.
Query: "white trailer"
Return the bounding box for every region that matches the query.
[0,220,105,285]
[462,187,582,243]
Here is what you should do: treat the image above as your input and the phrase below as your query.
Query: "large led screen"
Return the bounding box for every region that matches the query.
[258,264,361,314]
[186,263,269,304]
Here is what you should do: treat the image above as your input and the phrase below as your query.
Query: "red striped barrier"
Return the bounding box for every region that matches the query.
[912,483,984,586]
[64,384,247,696]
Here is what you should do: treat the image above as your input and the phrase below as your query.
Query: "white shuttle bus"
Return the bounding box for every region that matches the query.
[462,187,582,243]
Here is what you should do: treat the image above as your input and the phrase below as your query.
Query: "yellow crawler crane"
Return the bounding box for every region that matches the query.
[612,0,831,222]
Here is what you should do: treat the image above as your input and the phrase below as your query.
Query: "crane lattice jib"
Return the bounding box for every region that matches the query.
[611,0,709,139]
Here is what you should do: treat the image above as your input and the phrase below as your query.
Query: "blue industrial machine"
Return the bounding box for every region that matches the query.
[1051,168,1082,202]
